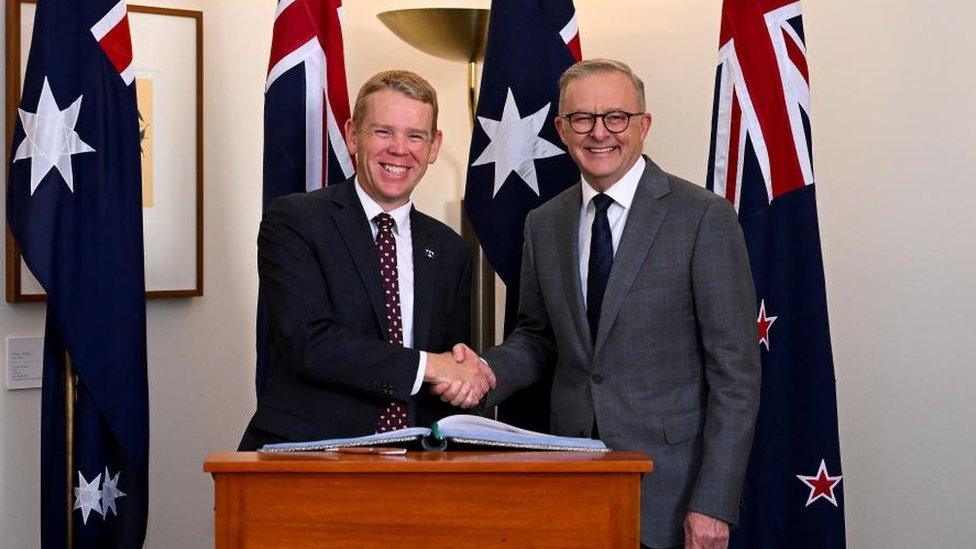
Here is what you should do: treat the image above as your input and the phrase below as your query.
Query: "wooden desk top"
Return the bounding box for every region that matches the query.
[204,451,652,474]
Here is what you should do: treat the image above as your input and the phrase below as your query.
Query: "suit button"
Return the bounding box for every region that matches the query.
[591,374,604,385]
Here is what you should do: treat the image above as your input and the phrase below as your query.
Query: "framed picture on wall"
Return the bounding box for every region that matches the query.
[5,2,203,301]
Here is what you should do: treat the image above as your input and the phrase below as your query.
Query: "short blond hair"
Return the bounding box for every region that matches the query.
[351,70,439,132]
[558,58,646,112]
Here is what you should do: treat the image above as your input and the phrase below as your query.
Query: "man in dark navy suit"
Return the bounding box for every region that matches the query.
[240,70,494,450]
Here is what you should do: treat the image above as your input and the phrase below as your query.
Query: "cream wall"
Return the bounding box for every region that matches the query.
[0,0,973,547]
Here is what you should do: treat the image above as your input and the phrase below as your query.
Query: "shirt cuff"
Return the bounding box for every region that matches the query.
[411,351,427,395]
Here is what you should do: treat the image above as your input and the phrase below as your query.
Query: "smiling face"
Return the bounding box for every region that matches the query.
[555,70,651,192]
[344,88,443,211]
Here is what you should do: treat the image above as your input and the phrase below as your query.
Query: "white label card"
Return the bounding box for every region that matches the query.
[7,336,43,390]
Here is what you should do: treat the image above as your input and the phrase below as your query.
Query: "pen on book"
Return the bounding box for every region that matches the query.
[336,446,407,455]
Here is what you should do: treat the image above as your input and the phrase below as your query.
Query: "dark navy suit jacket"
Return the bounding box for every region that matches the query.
[240,179,472,449]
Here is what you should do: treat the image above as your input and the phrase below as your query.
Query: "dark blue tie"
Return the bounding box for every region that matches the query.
[587,194,614,343]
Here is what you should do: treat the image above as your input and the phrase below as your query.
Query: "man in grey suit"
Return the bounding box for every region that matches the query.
[442,59,760,548]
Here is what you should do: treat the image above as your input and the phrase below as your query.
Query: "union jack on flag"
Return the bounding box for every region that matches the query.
[706,1,847,547]
[257,0,354,397]
[709,0,812,211]
[264,0,354,197]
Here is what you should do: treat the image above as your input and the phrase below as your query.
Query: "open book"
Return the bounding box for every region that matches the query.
[259,414,609,453]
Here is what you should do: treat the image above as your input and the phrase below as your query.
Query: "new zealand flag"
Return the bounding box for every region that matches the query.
[7,1,148,547]
[256,0,354,398]
[464,0,581,432]
[706,1,846,546]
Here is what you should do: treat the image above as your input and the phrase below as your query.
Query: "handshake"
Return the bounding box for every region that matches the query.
[423,343,495,409]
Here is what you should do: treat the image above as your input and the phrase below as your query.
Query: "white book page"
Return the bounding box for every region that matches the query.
[437,414,551,437]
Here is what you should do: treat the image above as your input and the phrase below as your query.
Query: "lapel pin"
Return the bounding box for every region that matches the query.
[423,247,436,259]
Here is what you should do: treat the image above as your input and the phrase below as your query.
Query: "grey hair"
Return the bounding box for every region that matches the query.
[558,58,646,112]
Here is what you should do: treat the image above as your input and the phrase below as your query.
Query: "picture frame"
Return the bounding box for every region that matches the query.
[5,1,203,301]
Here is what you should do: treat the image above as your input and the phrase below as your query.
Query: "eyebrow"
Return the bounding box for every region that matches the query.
[569,107,628,113]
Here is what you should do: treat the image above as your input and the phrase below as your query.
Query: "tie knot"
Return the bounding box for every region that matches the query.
[374,213,395,233]
[592,193,613,213]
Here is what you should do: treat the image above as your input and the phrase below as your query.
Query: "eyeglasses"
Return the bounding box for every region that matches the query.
[359,127,433,146]
[559,111,643,134]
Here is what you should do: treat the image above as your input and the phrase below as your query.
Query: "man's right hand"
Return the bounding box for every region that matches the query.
[424,343,495,408]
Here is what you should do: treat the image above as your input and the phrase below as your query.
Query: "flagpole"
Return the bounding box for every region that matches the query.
[65,352,75,549]
[467,59,497,352]
[468,61,477,125]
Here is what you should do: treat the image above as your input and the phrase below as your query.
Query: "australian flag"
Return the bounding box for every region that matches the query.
[464,0,581,432]
[706,1,846,546]
[7,1,148,547]
[257,0,354,397]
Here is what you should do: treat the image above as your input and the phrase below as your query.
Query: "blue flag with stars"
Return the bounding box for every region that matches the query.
[706,0,846,546]
[464,0,581,432]
[7,1,149,547]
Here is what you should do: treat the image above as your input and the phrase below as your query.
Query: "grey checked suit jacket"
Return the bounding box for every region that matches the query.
[482,158,760,548]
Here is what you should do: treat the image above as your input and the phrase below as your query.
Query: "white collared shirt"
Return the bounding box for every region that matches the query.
[354,182,426,395]
[578,156,646,307]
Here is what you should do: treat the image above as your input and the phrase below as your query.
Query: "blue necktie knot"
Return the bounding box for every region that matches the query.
[592,193,613,213]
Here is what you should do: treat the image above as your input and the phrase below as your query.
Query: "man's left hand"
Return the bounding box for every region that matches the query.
[427,344,496,408]
[684,511,729,549]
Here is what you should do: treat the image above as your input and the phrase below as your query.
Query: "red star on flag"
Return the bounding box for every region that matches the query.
[796,459,843,507]
[757,299,777,350]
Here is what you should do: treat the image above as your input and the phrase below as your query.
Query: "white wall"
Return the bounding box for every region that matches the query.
[1,0,973,547]
[0,8,45,548]
[808,3,976,544]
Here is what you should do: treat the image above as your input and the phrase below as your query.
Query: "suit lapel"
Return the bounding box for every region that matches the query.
[554,184,592,357]
[594,159,671,357]
[329,181,388,335]
[411,209,438,350]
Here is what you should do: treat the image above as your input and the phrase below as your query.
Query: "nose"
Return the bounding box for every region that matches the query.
[589,116,611,139]
[387,133,409,155]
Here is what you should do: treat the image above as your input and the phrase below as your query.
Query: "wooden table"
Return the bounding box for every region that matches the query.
[204,450,652,548]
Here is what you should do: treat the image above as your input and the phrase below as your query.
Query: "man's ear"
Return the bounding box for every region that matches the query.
[344,118,359,156]
[426,130,444,164]
[554,115,570,146]
[638,112,652,141]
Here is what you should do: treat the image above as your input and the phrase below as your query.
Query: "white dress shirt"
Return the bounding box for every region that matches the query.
[354,182,426,395]
[578,156,646,306]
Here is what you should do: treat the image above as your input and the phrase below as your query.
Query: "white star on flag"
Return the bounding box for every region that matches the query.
[73,471,104,524]
[14,77,95,195]
[471,88,564,197]
[101,467,127,517]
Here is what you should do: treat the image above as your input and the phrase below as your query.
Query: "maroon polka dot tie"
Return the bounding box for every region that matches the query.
[374,213,409,432]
